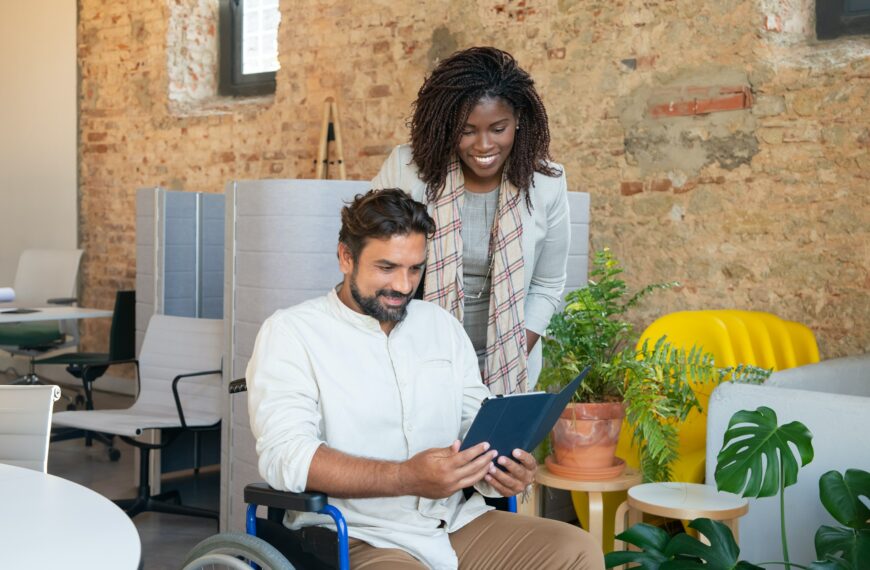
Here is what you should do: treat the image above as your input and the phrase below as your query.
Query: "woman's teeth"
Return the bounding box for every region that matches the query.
[472,155,497,167]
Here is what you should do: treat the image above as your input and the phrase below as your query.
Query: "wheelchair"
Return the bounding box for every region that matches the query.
[181,378,516,570]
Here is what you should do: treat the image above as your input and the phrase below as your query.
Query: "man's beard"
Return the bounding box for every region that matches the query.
[349,275,412,323]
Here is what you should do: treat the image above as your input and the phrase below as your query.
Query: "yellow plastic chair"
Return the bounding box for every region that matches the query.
[572,310,819,551]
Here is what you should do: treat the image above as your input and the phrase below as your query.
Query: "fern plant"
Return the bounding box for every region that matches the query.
[539,248,771,482]
[540,248,675,403]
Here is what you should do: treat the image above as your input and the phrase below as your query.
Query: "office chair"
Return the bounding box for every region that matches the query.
[52,314,223,520]
[0,385,61,472]
[0,249,83,384]
[40,290,136,460]
[181,378,518,570]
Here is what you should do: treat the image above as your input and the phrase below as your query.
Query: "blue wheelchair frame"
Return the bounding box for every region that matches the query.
[242,488,516,570]
[246,500,350,570]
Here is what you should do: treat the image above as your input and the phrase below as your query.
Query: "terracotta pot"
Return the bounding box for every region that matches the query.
[551,402,625,469]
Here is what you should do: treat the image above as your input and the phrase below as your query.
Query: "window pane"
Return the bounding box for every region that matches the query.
[846,0,870,14]
[242,0,280,75]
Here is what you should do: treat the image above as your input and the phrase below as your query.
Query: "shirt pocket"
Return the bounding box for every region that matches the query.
[411,359,460,449]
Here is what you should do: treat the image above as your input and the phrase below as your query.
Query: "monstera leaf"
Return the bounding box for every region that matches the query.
[604,520,762,570]
[663,519,762,570]
[808,558,851,570]
[819,469,870,529]
[715,406,813,498]
[814,469,870,568]
[604,523,670,569]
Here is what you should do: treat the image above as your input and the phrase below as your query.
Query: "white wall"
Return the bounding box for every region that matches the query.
[0,1,78,285]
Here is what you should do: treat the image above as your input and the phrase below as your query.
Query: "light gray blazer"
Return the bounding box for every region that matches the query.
[372,144,571,384]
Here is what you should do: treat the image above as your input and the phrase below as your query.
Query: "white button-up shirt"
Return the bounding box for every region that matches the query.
[246,288,495,569]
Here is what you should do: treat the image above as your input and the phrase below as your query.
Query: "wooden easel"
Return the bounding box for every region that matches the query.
[315,97,346,180]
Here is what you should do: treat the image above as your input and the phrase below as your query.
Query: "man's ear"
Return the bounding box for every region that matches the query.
[337,242,354,275]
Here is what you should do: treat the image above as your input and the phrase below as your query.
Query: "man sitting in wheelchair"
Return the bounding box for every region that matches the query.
[246,189,603,569]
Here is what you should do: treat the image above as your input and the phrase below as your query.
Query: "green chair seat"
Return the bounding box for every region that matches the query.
[0,322,63,348]
[36,352,112,366]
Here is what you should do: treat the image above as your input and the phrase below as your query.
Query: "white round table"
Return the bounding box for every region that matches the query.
[0,463,141,569]
[616,482,748,546]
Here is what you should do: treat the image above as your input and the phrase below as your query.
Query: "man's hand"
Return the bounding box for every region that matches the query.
[484,448,537,497]
[400,441,497,499]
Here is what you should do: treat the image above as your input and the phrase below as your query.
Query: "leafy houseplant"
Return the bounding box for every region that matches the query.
[605,406,870,569]
[538,248,769,482]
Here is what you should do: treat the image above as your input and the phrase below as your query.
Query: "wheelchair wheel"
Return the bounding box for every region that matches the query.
[181,532,295,570]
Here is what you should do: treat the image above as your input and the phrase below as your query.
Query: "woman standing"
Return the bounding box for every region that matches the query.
[372,46,570,395]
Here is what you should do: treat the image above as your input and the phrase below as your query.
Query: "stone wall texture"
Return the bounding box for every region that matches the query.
[78,0,869,359]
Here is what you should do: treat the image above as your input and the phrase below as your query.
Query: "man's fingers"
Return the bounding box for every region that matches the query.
[456,441,491,463]
[496,455,525,478]
[498,450,538,486]
[484,471,517,497]
[457,461,493,490]
[454,450,497,480]
[511,449,537,470]
[488,462,525,494]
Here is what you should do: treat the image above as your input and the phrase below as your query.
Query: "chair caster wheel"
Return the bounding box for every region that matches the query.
[108,448,121,462]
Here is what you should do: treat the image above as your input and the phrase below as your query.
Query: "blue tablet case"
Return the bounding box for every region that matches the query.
[460,366,590,456]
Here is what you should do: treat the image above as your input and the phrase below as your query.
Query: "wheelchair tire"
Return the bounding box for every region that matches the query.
[181,532,295,570]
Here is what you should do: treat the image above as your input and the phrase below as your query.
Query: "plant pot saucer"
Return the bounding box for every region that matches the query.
[545,455,627,481]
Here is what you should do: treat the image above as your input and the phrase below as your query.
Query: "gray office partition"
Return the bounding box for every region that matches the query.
[566,192,591,296]
[221,179,371,531]
[135,187,226,489]
[135,189,161,354]
[135,188,226,351]
[220,183,590,531]
[201,194,226,319]
[163,191,197,317]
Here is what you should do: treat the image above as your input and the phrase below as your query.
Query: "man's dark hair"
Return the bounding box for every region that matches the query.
[339,188,436,261]
[409,46,561,205]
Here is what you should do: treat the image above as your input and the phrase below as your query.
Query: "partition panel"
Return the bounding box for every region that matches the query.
[221,179,370,531]
[163,192,198,317]
[220,181,590,531]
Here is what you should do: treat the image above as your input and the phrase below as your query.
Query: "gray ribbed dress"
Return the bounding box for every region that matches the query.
[460,188,499,371]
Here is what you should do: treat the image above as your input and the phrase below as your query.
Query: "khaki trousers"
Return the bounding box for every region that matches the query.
[348,511,605,569]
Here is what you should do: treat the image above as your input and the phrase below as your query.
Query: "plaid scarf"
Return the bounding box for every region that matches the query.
[423,160,528,395]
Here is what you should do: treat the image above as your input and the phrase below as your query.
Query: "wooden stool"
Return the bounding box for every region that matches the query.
[529,465,642,549]
[614,482,748,549]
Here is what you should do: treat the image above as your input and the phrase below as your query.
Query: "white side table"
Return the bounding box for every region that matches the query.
[526,465,643,549]
[615,482,748,549]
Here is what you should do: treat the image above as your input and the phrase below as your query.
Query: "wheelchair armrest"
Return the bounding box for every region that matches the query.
[47,297,77,305]
[244,483,328,513]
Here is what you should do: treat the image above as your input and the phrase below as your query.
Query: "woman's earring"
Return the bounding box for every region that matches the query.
[516,124,520,130]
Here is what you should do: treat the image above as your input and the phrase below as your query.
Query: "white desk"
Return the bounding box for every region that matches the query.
[0,463,141,568]
[0,306,113,324]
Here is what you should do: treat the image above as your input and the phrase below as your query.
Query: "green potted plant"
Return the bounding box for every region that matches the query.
[606,406,870,569]
[538,248,769,482]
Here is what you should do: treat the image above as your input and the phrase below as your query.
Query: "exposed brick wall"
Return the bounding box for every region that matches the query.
[78,0,869,358]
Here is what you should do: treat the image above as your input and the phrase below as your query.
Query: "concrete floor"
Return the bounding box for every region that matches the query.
[7,370,220,570]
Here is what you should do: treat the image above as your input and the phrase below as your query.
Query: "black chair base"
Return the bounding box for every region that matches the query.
[116,437,218,523]
[9,370,79,409]
[10,372,41,385]
[116,491,217,519]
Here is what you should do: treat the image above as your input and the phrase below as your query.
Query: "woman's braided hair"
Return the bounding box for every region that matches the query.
[409,46,560,205]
